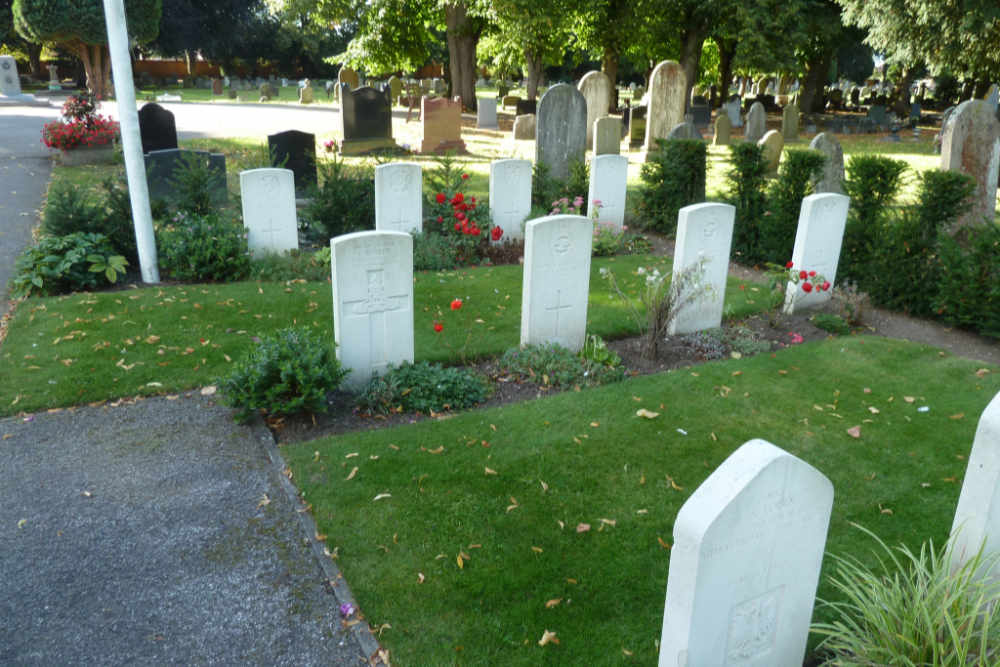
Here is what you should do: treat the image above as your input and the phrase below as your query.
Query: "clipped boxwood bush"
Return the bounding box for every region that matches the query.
[637,138,707,234]
[760,148,826,262]
[300,157,375,243]
[727,141,768,264]
[156,211,251,282]
[357,361,491,415]
[218,326,348,423]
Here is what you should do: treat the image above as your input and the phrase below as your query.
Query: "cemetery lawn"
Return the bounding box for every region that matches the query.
[0,256,767,417]
[283,336,1000,665]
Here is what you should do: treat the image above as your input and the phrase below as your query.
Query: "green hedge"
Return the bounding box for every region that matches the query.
[636,138,707,234]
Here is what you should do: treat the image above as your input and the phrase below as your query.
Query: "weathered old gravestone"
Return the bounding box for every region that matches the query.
[986,84,1000,111]
[374,162,422,233]
[668,203,736,335]
[331,231,414,390]
[586,154,628,231]
[489,159,532,242]
[724,95,743,128]
[298,82,314,104]
[138,103,178,154]
[535,83,587,182]
[267,130,317,196]
[420,96,466,154]
[782,102,799,141]
[808,133,845,194]
[144,149,227,205]
[212,78,223,95]
[666,122,701,140]
[713,113,732,146]
[0,55,21,96]
[513,114,536,140]
[689,100,712,128]
[867,104,888,128]
[784,193,851,314]
[502,94,521,109]
[593,117,622,155]
[949,390,1000,569]
[387,76,402,104]
[759,130,784,176]
[659,439,834,667]
[940,99,1000,227]
[239,168,298,255]
[643,60,687,155]
[745,101,766,143]
[520,215,593,352]
[339,85,396,155]
[477,96,498,129]
[259,82,276,101]
[629,106,647,148]
[578,70,612,148]
[338,66,359,91]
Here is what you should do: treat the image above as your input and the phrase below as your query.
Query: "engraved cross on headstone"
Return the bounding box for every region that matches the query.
[545,289,573,339]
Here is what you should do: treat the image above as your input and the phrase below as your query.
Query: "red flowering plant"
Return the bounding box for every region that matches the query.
[430,296,476,362]
[764,259,831,325]
[424,155,490,265]
[42,94,119,151]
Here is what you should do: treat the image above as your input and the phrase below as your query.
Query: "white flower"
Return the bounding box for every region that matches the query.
[637,267,646,275]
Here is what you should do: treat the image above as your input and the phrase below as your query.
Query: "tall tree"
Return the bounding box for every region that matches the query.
[13,0,160,97]
[488,0,571,100]
[572,0,640,108]
[151,0,271,74]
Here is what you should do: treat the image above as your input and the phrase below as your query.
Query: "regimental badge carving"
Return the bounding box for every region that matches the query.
[725,587,782,663]
[552,233,571,255]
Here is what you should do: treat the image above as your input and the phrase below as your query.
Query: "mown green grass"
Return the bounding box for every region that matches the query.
[0,256,770,416]
[283,336,1000,665]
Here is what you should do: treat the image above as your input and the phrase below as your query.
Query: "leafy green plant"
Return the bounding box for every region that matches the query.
[356,361,491,415]
[532,160,588,210]
[218,326,348,423]
[637,138,707,234]
[840,155,908,286]
[424,160,489,265]
[41,181,102,238]
[156,211,251,282]
[935,222,1000,339]
[705,325,772,357]
[579,334,621,368]
[727,141,769,264]
[497,343,625,388]
[760,149,826,262]
[301,154,375,243]
[168,151,226,215]
[811,313,851,335]
[249,248,331,283]
[813,524,1000,665]
[10,232,127,297]
[412,231,460,271]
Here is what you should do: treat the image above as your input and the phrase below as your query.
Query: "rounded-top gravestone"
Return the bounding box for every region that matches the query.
[940,99,1000,227]
[808,132,844,194]
[643,60,686,155]
[535,84,587,182]
[745,101,766,143]
[577,70,612,149]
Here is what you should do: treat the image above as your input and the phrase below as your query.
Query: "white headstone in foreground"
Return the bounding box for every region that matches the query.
[668,203,735,335]
[783,193,850,314]
[240,168,298,255]
[587,154,628,231]
[520,215,593,352]
[331,231,414,389]
[949,390,1000,568]
[489,159,532,242]
[659,439,834,667]
[374,162,422,233]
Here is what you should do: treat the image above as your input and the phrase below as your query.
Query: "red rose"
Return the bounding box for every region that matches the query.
[808,270,816,277]
[802,282,813,293]
[461,173,469,179]
[470,197,476,203]
[471,227,480,236]
[822,281,831,291]
[451,192,464,205]
[433,322,443,333]
[436,193,446,204]
[454,222,461,231]
[799,270,808,280]
[491,226,503,241]
[450,299,462,310]
[437,216,443,223]
[786,261,794,269]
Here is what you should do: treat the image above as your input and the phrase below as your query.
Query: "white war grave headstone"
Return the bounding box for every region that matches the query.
[949,390,1000,569]
[586,154,628,231]
[668,203,735,335]
[643,60,687,156]
[783,193,850,314]
[374,162,422,233]
[489,159,532,242]
[520,215,593,352]
[331,231,414,389]
[659,439,834,667]
[239,168,298,255]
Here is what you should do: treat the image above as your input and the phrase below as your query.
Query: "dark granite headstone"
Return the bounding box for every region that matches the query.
[690,103,711,128]
[867,104,888,126]
[137,103,178,154]
[267,130,317,195]
[515,99,537,116]
[144,149,227,205]
[338,85,396,155]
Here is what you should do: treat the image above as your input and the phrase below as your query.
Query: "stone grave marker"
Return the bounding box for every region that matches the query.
[516,98,537,116]
[668,203,736,334]
[587,154,628,231]
[724,96,743,128]
[502,94,521,109]
[629,106,647,148]
[782,102,799,141]
[331,231,414,390]
[808,133,845,194]
[520,215,593,352]
[375,162,422,233]
[659,439,834,667]
[949,390,1000,569]
[713,113,732,145]
[138,103,178,154]
[420,96,466,153]
[535,83,587,181]
[489,159,532,242]
[986,84,999,110]
[940,99,1000,227]
[578,70,612,148]
[338,66,359,91]
[643,60,686,155]
[513,114,536,140]
[339,85,396,155]
[867,104,888,128]
[239,168,298,255]
[745,101,766,143]
[267,130,317,196]
[259,82,276,101]
[759,130,784,176]
[387,76,402,104]
[212,78,223,95]
[689,100,712,128]
[784,193,851,314]
[666,122,701,140]
[298,82,314,104]
[0,55,21,96]
[477,96,498,129]
[593,117,622,155]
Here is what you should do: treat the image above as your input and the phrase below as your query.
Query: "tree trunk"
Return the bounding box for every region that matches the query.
[524,50,543,101]
[26,43,43,78]
[72,42,110,100]
[601,47,619,112]
[678,27,706,114]
[183,50,194,76]
[799,50,832,113]
[445,3,481,110]
[717,39,736,108]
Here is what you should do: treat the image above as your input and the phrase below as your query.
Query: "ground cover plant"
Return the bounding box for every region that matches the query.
[0,255,767,416]
[282,336,1000,664]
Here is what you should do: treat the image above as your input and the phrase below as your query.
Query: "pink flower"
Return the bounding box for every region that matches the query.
[788,332,804,344]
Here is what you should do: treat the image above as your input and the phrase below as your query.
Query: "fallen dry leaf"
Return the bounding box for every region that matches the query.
[576,523,591,533]
[417,572,425,584]
[868,406,880,414]
[538,630,559,646]
[976,368,990,378]
[539,480,549,492]
[346,466,358,481]
[427,446,444,454]
[485,467,498,475]
[257,494,270,508]
[373,493,392,501]
[636,408,660,419]
[657,536,671,550]
[456,554,464,569]
[200,385,217,396]
[590,421,600,427]
[531,546,543,553]
[847,426,862,438]
[950,413,965,420]
[545,598,562,609]
[904,396,916,403]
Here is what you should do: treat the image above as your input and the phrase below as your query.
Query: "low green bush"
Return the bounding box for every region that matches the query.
[412,231,461,271]
[168,151,226,215]
[41,178,138,265]
[637,138,706,234]
[840,155,908,287]
[356,361,491,415]
[300,156,375,243]
[156,211,251,282]
[498,343,625,389]
[532,160,589,210]
[249,247,331,283]
[10,232,127,297]
[760,149,825,262]
[218,326,348,423]
[935,222,1000,338]
[727,142,768,265]
[811,313,851,335]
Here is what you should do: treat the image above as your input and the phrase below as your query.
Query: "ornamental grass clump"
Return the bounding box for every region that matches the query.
[812,524,1000,666]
